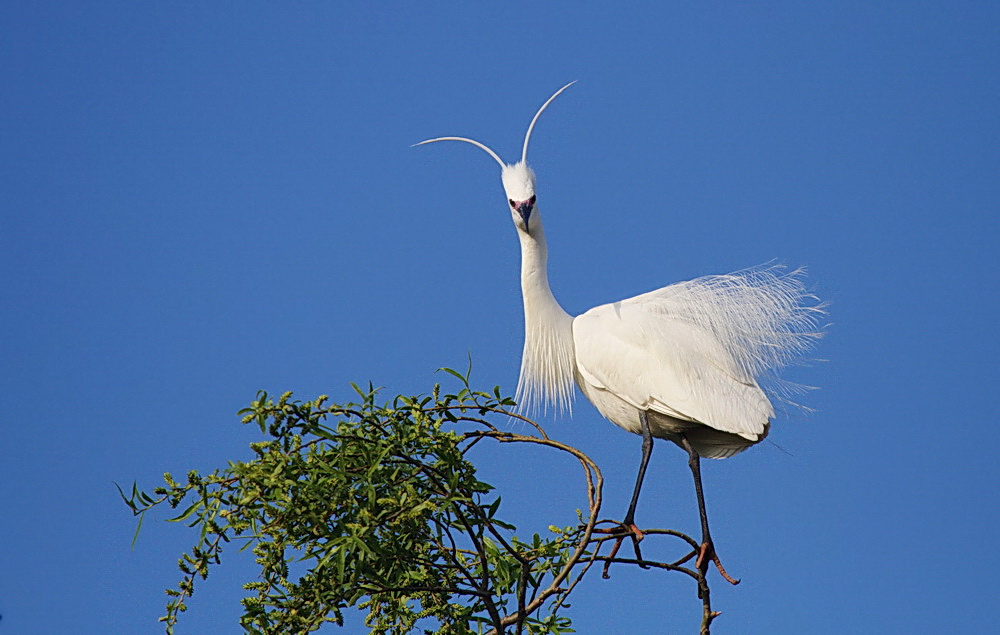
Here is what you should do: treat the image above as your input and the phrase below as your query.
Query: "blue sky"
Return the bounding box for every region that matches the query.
[2,2,997,633]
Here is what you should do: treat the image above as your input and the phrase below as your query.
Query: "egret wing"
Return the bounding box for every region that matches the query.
[573,295,774,440]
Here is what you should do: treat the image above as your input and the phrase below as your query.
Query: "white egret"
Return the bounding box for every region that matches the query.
[417,82,823,581]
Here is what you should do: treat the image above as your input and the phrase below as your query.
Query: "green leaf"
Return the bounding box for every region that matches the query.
[168,500,202,523]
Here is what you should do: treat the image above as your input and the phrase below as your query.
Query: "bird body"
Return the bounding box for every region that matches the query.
[574,299,771,459]
[418,82,823,577]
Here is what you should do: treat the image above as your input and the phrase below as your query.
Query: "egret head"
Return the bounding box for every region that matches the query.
[501,162,537,233]
[415,81,575,236]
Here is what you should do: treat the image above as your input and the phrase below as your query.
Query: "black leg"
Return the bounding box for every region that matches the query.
[679,435,712,545]
[601,411,657,578]
[618,411,655,568]
[623,410,654,527]
[679,434,739,585]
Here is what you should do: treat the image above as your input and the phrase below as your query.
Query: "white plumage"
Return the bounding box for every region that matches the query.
[418,82,824,576]
[573,267,816,458]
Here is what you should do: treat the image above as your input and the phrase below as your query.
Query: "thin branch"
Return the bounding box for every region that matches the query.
[515,560,530,635]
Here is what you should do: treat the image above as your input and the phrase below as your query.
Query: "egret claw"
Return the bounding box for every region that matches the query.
[696,541,740,585]
[599,522,648,578]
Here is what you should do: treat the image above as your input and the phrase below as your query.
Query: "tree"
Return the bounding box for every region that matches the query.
[121,370,726,634]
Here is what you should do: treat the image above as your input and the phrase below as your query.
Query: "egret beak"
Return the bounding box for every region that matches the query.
[515,201,533,230]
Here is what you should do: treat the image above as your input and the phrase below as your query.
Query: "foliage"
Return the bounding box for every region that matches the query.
[121,370,724,634]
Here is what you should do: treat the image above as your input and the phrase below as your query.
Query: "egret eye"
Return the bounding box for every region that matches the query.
[509,199,517,208]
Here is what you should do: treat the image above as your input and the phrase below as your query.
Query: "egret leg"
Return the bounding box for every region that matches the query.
[600,411,655,577]
[618,411,654,569]
[679,435,740,585]
[623,410,654,530]
[599,412,657,578]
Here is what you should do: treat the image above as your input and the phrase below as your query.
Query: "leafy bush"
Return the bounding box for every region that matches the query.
[122,370,723,634]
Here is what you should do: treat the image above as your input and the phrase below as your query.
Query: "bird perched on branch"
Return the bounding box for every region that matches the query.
[417,82,824,582]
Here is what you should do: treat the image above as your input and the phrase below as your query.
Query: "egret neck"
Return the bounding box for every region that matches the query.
[515,211,576,416]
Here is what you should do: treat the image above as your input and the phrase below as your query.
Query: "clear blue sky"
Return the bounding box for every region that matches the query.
[2,2,997,633]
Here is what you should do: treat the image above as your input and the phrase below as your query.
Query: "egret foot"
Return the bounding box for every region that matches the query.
[617,520,647,566]
[592,521,643,539]
[596,522,648,578]
[695,541,740,585]
[626,522,645,542]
